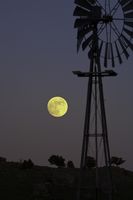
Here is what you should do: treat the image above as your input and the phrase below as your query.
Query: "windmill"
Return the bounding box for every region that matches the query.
[73,0,133,199]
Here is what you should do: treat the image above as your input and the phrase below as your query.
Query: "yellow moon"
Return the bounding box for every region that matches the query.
[47,96,68,117]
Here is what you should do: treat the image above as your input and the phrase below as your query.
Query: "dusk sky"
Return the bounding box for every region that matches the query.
[0,0,133,170]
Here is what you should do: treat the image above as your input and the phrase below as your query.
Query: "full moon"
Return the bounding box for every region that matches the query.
[47,96,68,117]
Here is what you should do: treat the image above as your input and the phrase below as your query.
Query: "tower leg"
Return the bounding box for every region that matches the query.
[77,61,113,200]
[80,58,94,169]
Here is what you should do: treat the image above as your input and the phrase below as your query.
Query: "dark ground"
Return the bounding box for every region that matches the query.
[0,161,133,200]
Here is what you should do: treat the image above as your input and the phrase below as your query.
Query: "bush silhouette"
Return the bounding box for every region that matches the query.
[67,160,75,168]
[86,156,96,168]
[0,156,7,164]
[20,159,34,169]
[111,156,125,166]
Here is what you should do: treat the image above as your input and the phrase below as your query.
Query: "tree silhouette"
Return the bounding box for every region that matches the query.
[48,155,65,168]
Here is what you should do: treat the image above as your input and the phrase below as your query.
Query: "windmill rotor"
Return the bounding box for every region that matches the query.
[73,0,133,68]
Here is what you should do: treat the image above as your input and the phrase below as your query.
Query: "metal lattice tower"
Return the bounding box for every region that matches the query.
[73,0,133,200]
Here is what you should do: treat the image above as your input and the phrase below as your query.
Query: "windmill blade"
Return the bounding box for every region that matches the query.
[120,0,131,7]
[121,34,133,50]
[77,38,83,52]
[99,40,103,56]
[73,6,91,16]
[74,18,89,28]
[115,42,123,64]
[124,21,133,28]
[124,11,133,18]
[77,27,92,40]
[88,48,93,58]
[110,43,115,67]
[123,27,133,38]
[118,38,129,59]
[88,40,103,59]
[82,35,93,50]
[89,0,96,4]
[104,43,108,68]
[76,27,92,52]
[108,43,111,59]
[122,1,133,12]
[74,0,92,10]
[88,45,96,58]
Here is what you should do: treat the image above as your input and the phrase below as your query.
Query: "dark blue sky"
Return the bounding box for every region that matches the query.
[0,0,133,170]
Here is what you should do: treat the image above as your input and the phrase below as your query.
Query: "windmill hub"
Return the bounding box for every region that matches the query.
[102,15,113,23]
